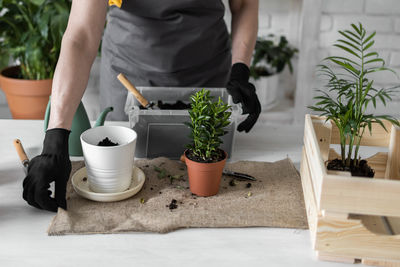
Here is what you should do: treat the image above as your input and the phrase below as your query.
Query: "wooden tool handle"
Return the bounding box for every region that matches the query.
[13,139,28,163]
[117,73,149,108]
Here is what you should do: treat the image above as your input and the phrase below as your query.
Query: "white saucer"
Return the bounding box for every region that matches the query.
[71,166,146,202]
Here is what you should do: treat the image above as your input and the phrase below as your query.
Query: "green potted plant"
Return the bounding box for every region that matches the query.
[309,23,400,177]
[0,0,70,119]
[250,35,298,110]
[184,89,232,196]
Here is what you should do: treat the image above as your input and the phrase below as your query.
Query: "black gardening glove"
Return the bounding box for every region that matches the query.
[22,128,71,212]
[227,63,261,133]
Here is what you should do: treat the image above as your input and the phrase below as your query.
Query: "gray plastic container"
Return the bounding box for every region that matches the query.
[124,87,239,159]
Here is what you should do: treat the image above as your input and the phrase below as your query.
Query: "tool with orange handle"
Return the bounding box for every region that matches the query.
[13,139,29,174]
[117,73,160,110]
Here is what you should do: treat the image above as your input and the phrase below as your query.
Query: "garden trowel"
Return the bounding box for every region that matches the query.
[13,139,29,174]
[117,73,160,110]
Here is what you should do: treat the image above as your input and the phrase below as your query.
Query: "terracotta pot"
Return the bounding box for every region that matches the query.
[0,66,52,119]
[184,150,227,197]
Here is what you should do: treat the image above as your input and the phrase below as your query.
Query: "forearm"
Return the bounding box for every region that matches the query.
[48,0,107,130]
[230,0,259,67]
[47,38,97,129]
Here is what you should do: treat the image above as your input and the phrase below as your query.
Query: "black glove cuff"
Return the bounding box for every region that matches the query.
[42,128,70,155]
[230,63,250,82]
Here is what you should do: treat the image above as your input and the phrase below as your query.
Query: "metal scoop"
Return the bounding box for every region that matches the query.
[117,73,159,110]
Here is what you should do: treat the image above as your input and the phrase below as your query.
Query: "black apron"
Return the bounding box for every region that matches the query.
[100,0,232,120]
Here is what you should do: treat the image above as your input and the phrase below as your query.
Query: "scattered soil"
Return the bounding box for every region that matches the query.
[185,149,226,163]
[167,199,178,210]
[246,183,252,188]
[327,158,374,178]
[139,100,191,110]
[97,137,119,146]
[229,179,237,186]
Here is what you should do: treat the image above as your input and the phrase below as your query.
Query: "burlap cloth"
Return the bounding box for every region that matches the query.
[48,158,307,235]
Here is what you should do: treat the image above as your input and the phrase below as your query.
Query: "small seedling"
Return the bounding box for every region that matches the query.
[154,166,167,179]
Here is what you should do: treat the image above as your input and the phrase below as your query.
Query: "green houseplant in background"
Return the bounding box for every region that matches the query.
[0,0,71,119]
[309,23,400,177]
[250,35,298,111]
[184,89,232,196]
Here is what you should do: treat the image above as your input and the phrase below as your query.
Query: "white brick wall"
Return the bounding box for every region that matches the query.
[322,0,364,14]
[223,0,296,40]
[315,0,400,117]
[365,0,400,15]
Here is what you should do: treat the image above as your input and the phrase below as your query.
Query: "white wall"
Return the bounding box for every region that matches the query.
[315,0,400,116]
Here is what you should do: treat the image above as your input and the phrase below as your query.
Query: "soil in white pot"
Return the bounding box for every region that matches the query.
[97,137,119,146]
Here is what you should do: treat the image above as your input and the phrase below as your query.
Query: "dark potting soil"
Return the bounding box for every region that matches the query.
[167,199,178,210]
[327,158,375,178]
[139,100,191,110]
[185,149,226,163]
[97,137,119,146]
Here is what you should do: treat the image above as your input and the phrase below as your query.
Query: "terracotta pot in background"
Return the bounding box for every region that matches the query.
[184,150,227,197]
[0,66,52,119]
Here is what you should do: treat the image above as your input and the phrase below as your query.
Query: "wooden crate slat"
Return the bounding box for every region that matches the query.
[315,213,400,261]
[321,174,400,217]
[349,215,393,235]
[367,152,389,179]
[317,251,358,264]
[387,217,400,235]
[300,147,319,247]
[385,125,400,180]
[304,116,326,208]
[329,117,392,147]
[311,118,332,162]
[362,259,400,267]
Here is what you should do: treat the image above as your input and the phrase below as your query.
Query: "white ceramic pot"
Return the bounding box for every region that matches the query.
[80,126,137,193]
[251,74,280,111]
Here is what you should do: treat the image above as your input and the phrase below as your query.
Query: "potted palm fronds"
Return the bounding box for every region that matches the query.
[308,23,399,177]
[184,89,232,197]
[300,23,400,264]
[0,0,70,119]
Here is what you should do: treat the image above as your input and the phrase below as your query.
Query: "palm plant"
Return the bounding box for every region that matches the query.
[309,23,400,169]
[186,89,232,161]
[0,0,71,80]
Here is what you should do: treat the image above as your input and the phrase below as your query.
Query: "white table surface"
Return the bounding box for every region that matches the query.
[0,119,347,267]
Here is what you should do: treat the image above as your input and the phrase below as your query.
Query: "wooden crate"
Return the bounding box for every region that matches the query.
[300,114,400,266]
